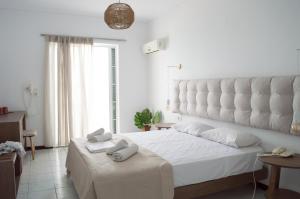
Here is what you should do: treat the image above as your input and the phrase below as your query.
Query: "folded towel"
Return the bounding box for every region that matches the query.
[87,128,105,141]
[89,133,112,142]
[106,139,128,155]
[86,141,115,153]
[111,144,139,162]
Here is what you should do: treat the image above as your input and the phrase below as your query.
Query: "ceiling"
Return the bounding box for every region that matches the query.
[0,0,185,21]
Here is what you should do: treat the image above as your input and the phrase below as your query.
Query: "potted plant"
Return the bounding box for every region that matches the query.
[134,109,162,131]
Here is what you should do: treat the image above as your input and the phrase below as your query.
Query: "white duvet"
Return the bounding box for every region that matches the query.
[123,129,263,187]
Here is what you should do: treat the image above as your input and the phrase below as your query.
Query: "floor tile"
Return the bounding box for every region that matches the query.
[27,189,57,199]
[17,193,28,199]
[20,175,30,184]
[30,167,54,175]
[56,187,78,199]
[54,177,73,189]
[29,174,55,184]
[18,183,29,194]
[54,175,71,185]
[29,181,55,192]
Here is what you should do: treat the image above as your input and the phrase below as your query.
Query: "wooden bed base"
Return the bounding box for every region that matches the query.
[174,167,268,199]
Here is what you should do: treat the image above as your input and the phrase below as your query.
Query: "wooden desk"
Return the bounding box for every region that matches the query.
[0,152,22,199]
[0,111,26,143]
[259,154,300,199]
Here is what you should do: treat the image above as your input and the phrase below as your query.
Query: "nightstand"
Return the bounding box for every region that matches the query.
[259,154,300,199]
[155,123,175,130]
[0,152,22,199]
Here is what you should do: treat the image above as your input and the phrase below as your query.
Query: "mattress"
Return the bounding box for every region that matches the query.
[123,129,263,187]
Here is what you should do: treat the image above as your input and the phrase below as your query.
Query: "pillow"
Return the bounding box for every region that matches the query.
[172,121,214,136]
[172,121,190,133]
[199,127,259,148]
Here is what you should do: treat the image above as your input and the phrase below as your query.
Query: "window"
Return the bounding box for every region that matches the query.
[86,43,119,134]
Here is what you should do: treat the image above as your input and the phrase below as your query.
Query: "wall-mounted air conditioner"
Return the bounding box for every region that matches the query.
[143,39,164,54]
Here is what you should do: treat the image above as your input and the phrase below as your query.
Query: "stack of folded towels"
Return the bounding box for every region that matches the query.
[87,128,112,142]
[86,128,139,162]
[106,139,139,162]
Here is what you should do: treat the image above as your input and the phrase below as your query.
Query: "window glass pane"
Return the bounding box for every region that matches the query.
[112,67,116,84]
[112,119,117,133]
[111,48,118,133]
[112,85,117,101]
[111,48,116,66]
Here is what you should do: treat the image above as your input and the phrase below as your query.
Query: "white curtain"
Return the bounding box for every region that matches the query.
[44,36,93,147]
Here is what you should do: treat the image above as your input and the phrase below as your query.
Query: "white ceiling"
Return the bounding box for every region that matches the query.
[0,0,184,21]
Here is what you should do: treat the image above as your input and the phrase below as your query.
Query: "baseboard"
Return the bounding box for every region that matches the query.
[25,146,53,151]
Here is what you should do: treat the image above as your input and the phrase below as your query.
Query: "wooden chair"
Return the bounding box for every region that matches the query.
[23,130,37,160]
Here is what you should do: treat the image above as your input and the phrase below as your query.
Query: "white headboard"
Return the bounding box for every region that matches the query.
[172,75,300,134]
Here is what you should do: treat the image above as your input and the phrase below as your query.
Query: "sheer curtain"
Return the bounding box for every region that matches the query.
[44,36,93,147]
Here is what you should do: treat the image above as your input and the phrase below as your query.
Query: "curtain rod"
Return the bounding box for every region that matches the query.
[40,34,127,42]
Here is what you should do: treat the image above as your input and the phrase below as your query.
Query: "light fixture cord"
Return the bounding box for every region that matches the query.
[297,49,300,74]
[167,67,170,101]
[251,156,259,199]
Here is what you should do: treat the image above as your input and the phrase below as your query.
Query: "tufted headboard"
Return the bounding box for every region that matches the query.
[171,75,300,134]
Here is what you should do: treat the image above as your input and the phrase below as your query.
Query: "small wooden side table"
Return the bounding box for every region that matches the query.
[259,154,300,199]
[155,123,175,130]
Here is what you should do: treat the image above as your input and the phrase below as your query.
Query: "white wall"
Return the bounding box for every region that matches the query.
[148,0,300,114]
[0,9,149,146]
[148,0,300,192]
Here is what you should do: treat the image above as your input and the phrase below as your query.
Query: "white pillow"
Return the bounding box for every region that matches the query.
[199,127,259,148]
[172,121,190,133]
[172,121,214,136]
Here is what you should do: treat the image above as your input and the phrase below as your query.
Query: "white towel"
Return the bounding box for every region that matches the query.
[90,133,112,142]
[106,139,128,155]
[86,141,115,153]
[111,144,139,162]
[87,128,105,141]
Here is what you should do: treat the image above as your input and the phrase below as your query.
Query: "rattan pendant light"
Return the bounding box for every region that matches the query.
[104,0,135,29]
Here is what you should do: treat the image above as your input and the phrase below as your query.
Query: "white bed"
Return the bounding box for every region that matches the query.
[123,129,263,187]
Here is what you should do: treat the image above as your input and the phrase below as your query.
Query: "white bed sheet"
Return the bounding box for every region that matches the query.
[123,129,263,187]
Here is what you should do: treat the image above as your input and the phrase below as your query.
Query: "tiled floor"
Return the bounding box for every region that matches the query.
[17,148,78,199]
[18,148,265,199]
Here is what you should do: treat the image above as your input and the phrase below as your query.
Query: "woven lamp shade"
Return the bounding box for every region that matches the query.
[104,3,135,29]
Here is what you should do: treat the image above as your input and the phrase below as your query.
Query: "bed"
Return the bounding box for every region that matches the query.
[66,129,267,199]
[124,129,263,188]
[66,75,300,199]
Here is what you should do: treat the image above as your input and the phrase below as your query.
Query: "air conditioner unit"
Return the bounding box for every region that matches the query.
[143,40,164,54]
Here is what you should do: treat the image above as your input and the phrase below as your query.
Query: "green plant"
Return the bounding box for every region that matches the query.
[134,109,162,129]
[134,109,153,129]
[152,111,162,124]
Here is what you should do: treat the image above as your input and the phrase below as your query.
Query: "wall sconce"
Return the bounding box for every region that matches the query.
[25,82,38,96]
[166,64,182,111]
[168,64,182,70]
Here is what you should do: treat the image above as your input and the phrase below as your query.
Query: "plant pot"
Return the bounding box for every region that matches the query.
[143,125,151,132]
